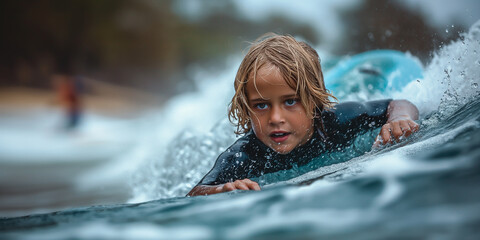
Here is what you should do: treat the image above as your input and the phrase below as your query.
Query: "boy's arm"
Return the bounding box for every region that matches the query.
[187,179,261,196]
[374,99,419,146]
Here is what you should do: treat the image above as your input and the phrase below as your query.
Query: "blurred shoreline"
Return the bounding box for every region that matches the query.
[0,79,164,117]
[0,82,162,217]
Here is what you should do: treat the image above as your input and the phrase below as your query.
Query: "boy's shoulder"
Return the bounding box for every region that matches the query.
[319,99,392,145]
[198,132,266,185]
[215,131,263,165]
[322,99,392,124]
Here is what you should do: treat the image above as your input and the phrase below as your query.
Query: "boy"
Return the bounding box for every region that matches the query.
[188,34,419,196]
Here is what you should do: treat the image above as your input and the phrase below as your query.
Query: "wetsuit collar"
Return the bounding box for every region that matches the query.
[248,127,326,168]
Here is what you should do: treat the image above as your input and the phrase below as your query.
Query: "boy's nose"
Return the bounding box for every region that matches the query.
[269,106,285,125]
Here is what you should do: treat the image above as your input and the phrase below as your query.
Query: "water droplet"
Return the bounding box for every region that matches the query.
[265,161,272,168]
[385,29,392,37]
[445,29,449,33]
[473,83,478,88]
[451,24,454,28]
[368,32,375,41]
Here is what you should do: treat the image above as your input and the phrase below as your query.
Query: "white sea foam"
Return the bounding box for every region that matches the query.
[392,19,480,118]
[129,59,240,202]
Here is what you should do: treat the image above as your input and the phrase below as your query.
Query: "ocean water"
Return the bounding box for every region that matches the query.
[1,21,480,240]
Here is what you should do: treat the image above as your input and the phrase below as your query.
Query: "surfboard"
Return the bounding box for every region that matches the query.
[324,50,423,99]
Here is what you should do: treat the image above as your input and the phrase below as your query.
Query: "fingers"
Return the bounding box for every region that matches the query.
[243,179,261,191]
[219,179,261,193]
[234,180,249,190]
[380,124,392,144]
[373,135,383,148]
[399,119,420,138]
[391,121,403,140]
[399,121,412,137]
[374,119,420,147]
[408,120,420,132]
[221,182,235,192]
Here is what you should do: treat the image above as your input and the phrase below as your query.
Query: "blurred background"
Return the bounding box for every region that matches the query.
[2,0,477,93]
[0,0,479,217]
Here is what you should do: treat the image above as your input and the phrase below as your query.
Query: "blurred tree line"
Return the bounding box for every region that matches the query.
[0,0,317,95]
[0,0,464,96]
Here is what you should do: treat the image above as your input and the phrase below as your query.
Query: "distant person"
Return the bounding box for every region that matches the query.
[188,34,420,196]
[53,74,82,129]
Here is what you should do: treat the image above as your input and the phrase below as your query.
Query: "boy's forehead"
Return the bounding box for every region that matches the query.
[248,64,286,86]
[246,65,298,99]
[247,74,283,94]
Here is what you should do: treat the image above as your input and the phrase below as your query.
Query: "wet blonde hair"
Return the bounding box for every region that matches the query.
[229,33,337,135]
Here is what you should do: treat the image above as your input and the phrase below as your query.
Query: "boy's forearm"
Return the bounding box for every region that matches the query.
[387,100,419,122]
[187,185,222,196]
[187,179,261,196]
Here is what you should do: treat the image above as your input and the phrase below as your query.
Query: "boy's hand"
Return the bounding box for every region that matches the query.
[216,179,261,193]
[373,116,419,147]
[373,100,420,148]
[187,179,261,196]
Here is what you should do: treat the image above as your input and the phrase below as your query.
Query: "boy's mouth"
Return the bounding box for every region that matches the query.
[270,131,290,143]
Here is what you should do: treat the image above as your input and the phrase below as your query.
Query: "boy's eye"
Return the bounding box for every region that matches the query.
[255,103,268,110]
[285,99,297,106]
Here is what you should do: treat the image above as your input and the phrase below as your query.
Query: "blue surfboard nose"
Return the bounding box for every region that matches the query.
[324,50,424,100]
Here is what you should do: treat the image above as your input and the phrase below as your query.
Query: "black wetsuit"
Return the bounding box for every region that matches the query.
[198,99,392,186]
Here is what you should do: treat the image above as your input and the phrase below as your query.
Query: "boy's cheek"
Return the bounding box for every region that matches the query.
[251,123,263,137]
[250,117,264,132]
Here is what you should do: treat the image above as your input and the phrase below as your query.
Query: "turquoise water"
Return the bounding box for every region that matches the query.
[1,21,480,240]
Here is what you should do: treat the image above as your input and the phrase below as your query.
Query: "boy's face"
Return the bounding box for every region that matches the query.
[246,64,314,154]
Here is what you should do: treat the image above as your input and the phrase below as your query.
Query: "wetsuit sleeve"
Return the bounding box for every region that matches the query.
[321,99,391,146]
[197,136,251,185]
